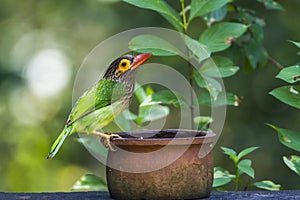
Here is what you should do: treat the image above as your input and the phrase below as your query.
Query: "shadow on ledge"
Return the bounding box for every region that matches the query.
[0,190,300,200]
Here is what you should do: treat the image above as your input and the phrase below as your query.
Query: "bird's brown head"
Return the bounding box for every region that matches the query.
[103,53,152,82]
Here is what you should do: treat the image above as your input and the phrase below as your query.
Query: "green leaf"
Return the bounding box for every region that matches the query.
[253,180,281,191]
[221,147,237,157]
[133,85,171,125]
[199,56,240,78]
[77,135,108,156]
[221,147,238,164]
[237,7,266,27]
[204,5,227,25]
[213,176,232,188]
[289,40,300,55]
[151,90,188,108]
[250,23,264,42]
[267,124,300,152]
[115,110,136,131]
[160,12,183,32]
[204,76,222,100]
[198,90,241,107]
[194,116,213,131]
[283,155,300,176]
[189,0,229,22]
[122,0,182,31]
[129,34,182,56]
[199,22,247,52]
[237,147,259,160]
[244,39,268,69]
[183,35,211,63]
[145,85,154,96]
[269,86,300,109]
[194,71,222,100]
[225,93,241,107]
[237,159,255,178]
[71,174,108,191]
[134,84,148,103]
[256,0,284,10]
[289,40,300,49]
[276,65,300,83]
[136,104,169,125]
[123,0,169,14]
[121,109,137,121]
[213,167,235,188]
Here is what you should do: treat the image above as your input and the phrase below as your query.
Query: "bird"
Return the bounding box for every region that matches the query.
[47,53,152,159]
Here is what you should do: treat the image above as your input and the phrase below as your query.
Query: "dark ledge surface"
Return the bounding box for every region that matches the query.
[1,190,300,200]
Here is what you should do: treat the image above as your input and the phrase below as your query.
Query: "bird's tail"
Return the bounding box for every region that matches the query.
[47,126,73,159]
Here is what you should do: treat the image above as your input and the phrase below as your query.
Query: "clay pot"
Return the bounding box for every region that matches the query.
[106,129,216,200]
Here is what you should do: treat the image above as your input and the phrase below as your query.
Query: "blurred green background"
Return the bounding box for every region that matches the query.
[0,0,299,192]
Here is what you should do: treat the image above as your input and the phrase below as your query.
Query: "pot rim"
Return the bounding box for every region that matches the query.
[111,129,216,146]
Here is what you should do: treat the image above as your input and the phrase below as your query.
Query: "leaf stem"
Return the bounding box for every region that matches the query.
[244,177,251,191]
[234,163,239,191]
[180,0,188,31]
[180,0,194,129]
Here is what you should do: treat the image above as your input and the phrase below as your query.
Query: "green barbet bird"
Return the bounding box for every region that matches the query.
[47,53,152,159]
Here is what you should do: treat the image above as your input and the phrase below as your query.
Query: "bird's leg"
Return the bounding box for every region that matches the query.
[92,131,121,151]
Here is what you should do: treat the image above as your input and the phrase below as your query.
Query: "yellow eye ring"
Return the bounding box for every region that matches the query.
[118,59,130,70]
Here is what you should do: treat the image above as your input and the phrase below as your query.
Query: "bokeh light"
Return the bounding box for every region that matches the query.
[25,49,71,98]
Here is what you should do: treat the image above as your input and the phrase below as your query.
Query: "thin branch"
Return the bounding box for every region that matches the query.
[268,56,284,69]
[180,0,194,129]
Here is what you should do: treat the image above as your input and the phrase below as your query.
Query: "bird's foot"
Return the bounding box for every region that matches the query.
[92,131,121,151]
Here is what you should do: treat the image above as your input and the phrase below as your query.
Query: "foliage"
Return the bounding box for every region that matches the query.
[124,0,283,70]
[199,22,247,52]
[268,124,300,177]
[122,0,267,130]
[253,180,281,191]
[121,0,284,130]
[270,86,300,109]
[129,35,181,56]
[72,174,108,191]
[213,146,281,191]
[117,85,172,128]
[268,41,300,176]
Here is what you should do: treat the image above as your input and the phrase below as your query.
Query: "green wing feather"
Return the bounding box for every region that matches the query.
[68,79,125,124]
[47,79,126,159]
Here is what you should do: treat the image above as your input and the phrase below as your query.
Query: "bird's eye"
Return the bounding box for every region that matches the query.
[115,59,131,77]
[118,59,130,70]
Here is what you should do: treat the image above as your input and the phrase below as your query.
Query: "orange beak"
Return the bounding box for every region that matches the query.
[130,53,152,70]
